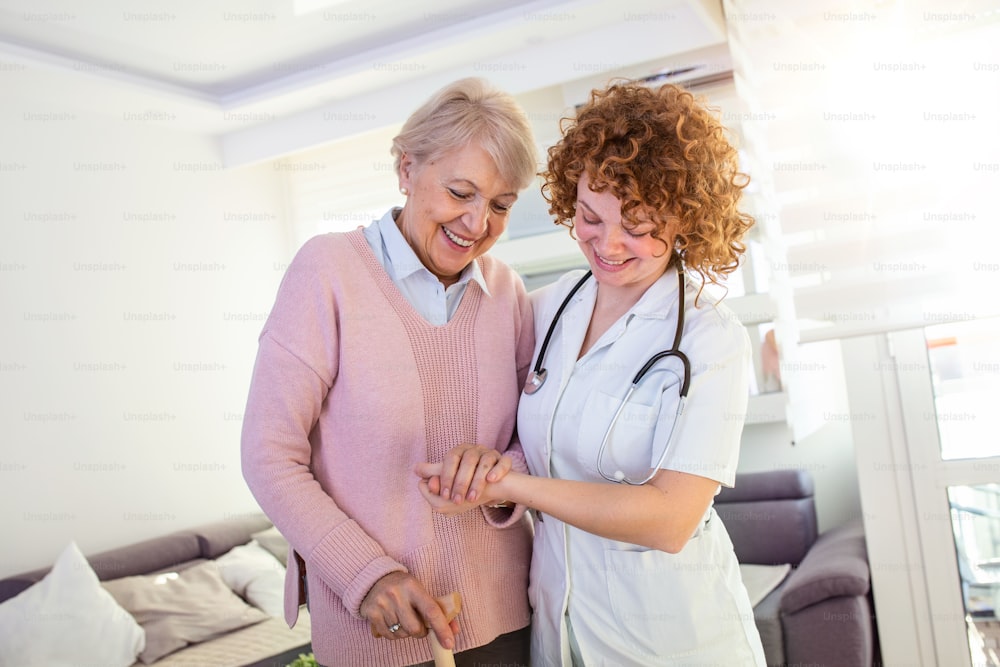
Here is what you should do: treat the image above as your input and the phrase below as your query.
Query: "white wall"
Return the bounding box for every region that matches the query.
[0,69,291,578]
[739,421,863,533]
[738,338,863,533]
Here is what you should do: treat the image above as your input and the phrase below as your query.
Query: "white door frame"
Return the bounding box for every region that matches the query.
[890,328,979,666]
[844,329,1000,666]
[842,333,937,665]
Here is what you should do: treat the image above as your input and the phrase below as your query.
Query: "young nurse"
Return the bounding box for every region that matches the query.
[417,81,767,665]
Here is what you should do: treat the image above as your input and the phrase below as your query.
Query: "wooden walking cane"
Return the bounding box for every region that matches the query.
[371,591,463,667]
[427,592,462,667]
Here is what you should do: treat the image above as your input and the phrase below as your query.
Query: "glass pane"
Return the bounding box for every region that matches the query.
[949,484,1000,666]
[925,317,1000,460]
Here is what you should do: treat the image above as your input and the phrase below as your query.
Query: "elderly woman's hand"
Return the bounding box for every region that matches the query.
[422,444,512,505]
[361,571,459,648]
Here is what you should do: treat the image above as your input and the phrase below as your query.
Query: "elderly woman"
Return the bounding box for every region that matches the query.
[418,82,767,665]
[241,78,537,667]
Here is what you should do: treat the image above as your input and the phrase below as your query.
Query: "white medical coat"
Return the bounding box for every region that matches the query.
[517,269,766,666]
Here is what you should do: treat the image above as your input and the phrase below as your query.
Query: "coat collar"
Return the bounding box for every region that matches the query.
[567,267,684,322]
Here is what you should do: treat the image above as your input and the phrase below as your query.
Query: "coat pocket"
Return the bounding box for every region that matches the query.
[578,390,661,481]
[603,535,730,659]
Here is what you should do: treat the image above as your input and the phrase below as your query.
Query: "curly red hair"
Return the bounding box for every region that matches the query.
[542,82,753,289]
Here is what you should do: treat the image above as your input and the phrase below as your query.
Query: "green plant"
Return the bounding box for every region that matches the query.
[285,652,319,667]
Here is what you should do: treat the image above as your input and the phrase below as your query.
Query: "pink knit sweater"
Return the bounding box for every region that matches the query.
[241,230,534,666]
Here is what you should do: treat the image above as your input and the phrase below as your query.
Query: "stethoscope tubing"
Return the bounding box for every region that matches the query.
[525,261,691,484]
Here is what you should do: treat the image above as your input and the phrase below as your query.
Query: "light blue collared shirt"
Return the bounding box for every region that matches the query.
[362,208,490,325]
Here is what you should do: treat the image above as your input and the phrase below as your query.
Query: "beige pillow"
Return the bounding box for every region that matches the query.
[103,560,268,664]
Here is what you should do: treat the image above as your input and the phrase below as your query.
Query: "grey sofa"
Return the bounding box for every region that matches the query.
[715,468,879,667]
[0,513,310,667]
[3,475,873,666]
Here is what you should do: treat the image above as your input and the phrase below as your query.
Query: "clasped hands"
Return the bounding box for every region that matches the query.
[414,444,514,515]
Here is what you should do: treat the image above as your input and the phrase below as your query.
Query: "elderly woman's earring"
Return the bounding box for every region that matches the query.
[400,187,408,195]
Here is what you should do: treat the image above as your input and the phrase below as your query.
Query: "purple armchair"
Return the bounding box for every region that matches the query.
[715,468,879,667]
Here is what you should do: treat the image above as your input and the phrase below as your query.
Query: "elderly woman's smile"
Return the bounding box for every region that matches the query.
[396,143,518,288]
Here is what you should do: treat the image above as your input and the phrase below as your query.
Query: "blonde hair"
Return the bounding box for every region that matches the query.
[392,78,538,191]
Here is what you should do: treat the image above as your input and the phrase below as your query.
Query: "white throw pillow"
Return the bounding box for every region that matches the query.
[214,539,286,616]
[0,541,145,667]
[251,525,289,566]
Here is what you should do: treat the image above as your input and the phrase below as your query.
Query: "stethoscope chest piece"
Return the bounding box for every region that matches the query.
[523,369,547,394]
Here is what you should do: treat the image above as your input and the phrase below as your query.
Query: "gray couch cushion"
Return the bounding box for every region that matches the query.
[782,594,874,666]
[715,469,819,567]
[193,514,273,559]
[780,521,870,614]
[0,574,44,603]
[718,468,814,502]
[0,532,202,603]
[716,498,818,567]
[89,531,202,581]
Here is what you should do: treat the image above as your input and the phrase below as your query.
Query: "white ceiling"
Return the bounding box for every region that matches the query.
[0,0,732,162]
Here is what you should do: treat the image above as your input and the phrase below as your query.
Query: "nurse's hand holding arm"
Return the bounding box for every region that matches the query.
[416,463,718,553]
[429,444,514,504]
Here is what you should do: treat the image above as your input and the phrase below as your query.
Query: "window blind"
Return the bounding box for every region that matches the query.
[723,0,1000,342]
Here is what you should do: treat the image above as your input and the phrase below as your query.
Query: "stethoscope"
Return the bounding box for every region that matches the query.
[523,261,691,485]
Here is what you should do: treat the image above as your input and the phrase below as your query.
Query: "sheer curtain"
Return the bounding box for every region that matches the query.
[723,0,1000,343]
